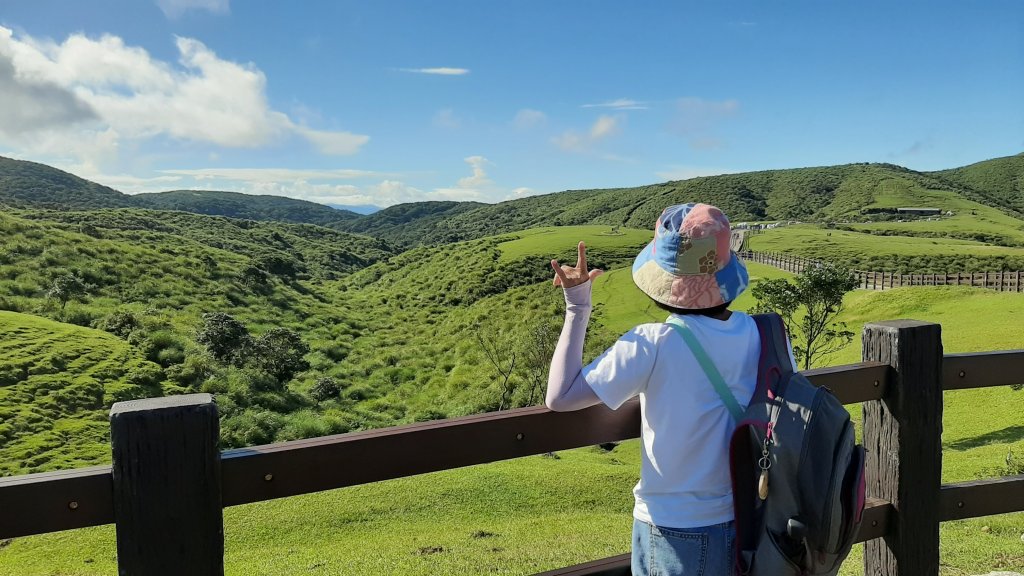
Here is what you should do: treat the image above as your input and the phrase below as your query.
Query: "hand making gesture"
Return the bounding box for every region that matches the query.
[551,241,604,289]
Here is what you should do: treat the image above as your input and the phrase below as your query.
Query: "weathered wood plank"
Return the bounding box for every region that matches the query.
[0,465,112,538]
[862,320,943,576]
[110,394,224,576]
[943,350,1024,390]
[939,475,1024,521]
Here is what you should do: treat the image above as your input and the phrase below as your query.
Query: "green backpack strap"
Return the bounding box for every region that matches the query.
[665,317,745,422]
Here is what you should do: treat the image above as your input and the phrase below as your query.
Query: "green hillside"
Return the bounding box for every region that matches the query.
[0,156,132,210]
[134,189,360,226]
[3,275,1021,575]
[333,201,484,247]
[934,152,1024,214]
[0,157,360,226]
[748,225,1024,272]
[0,311,164,475]
[336,161,1024,247]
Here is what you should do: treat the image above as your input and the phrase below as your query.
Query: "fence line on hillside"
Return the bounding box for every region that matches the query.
[1,322,1024,575]
[739,250,1024,293]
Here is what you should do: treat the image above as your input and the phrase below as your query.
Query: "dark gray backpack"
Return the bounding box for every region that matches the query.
[667,313,866,575]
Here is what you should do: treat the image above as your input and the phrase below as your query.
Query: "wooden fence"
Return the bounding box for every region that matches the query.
[1,321,1023,575]
[739,250,1024,292]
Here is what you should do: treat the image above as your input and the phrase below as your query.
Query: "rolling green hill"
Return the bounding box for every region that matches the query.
[935,152,1024,214]
[4,154,1024,251]
[0,157,360,226]
[134,190,361,226]
[0,311,163,475]
[332,201,485,247]
[0,157,132,210]
[331,158,1024,247]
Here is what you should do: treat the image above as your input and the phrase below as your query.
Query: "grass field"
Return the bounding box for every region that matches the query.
[0,311,163,476]
[749,225,1024,260]
[2,230,1023,575]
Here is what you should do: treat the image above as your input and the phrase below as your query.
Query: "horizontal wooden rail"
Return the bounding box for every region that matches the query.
[8,355,1024,543]
[220,400,640,506]
[939,475,1024,521]
[943,350,1024,390]
[0,465,112,539]
[533,498,895,576]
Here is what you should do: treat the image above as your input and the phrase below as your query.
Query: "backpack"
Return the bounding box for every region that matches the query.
[666,313,866,576]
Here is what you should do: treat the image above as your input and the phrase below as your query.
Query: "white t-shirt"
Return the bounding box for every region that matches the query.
[582,311,764,529]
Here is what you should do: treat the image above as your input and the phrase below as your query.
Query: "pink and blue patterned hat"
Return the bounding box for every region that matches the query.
[632,203,749,309]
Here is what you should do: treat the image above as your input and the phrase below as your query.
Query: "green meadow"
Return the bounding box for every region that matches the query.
[3,249,1022,575]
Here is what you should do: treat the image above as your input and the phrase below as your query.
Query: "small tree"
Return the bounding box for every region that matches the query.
[519,321,559,406]
[751,262,858,370]
[196,312,251,365]
[250,328,310,384]
[47,272,93,310]
[310,377,341,406]
[474,323,518,411]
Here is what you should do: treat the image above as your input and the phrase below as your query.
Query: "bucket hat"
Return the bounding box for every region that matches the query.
[632,203,749,309]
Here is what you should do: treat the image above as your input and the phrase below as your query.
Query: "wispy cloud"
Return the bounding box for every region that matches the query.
[398,67,470,76]
[554,114,623,153]
[582,98,648,110]
[433,108,461,129]
[512,108,546,129]
[159,168,385,181]
[156,0,229,19]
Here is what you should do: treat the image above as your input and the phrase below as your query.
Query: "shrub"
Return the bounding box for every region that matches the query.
[98,309,141,339]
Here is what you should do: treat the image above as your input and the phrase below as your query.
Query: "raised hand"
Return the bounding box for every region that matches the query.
[551,241,604,289]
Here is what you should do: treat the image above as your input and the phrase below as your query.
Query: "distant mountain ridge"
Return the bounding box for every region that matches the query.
[2,153,1022,247]
[133,190,361,226]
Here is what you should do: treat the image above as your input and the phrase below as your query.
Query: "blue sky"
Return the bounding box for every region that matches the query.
[1,0,1021,207]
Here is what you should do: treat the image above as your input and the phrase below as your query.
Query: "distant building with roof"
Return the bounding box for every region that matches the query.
[896,207,942,217]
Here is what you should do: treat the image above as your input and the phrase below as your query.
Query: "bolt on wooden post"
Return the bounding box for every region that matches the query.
[862,321,943,576]
[110,393,224,576]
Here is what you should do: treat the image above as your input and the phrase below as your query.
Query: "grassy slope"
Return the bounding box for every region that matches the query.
[0,311,163,475]
[0,157,131,210]
[748,225,1024,272]
[934,152,1024,215]
[324,158,1024,248]
[3,237,1022,576]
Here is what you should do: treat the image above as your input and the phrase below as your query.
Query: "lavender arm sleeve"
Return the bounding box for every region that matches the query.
[545,281,602,412]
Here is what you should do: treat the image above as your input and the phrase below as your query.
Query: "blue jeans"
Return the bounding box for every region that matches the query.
[631,518,735,576]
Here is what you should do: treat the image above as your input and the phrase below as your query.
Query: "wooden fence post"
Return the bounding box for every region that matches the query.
[110,394,224,576]
[862,321,943,576]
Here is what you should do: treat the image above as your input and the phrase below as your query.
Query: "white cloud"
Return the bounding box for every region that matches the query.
[457,155,493,189]
[512,108,546,129]
[0,28,98,137]
[589,115,620,140]
[398,67,470,76]
[157,0,230,19]
[509,187,535,198]
[655,166,738,181]
[433,108,460,129]
[294,126,370,156]
[582,98,648,110]
[160,167,383,181]
[0,26,368,168]
[140,155,496,206]
[554,114,623,153]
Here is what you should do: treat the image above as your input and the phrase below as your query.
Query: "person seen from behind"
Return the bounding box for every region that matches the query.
[546,203,793,576]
